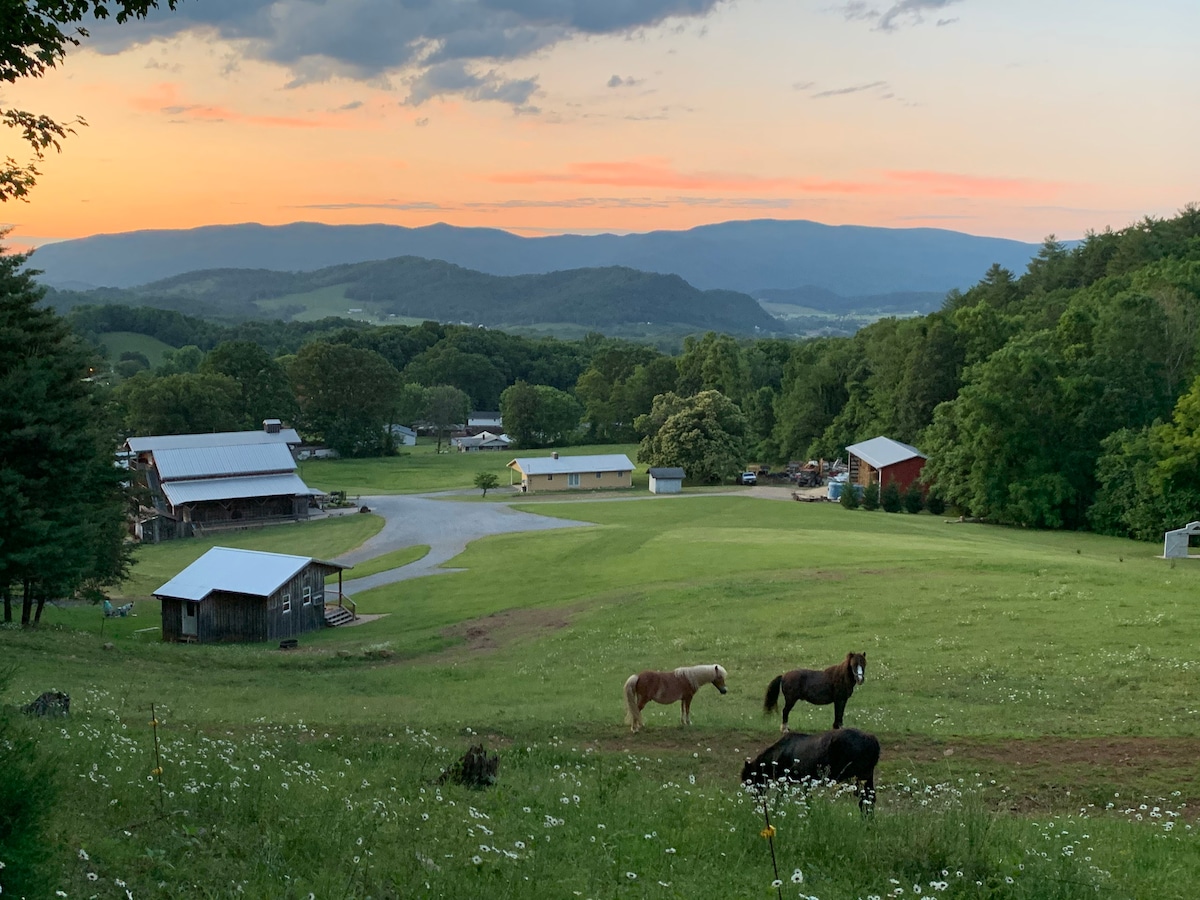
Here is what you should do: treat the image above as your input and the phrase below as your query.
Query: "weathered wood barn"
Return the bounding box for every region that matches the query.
[154,547,353,644]
[845,436,927,495]
[508,453,635,493]
[126,421,319,540]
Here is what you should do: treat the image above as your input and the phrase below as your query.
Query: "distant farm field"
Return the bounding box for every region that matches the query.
[4,492,1198,898]
[97,330,178,365]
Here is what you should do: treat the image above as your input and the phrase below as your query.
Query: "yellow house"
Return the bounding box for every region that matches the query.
[508,453,635,493]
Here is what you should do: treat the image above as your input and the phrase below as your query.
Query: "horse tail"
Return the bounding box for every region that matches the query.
[623,674,641,730]
[763,675,783,714]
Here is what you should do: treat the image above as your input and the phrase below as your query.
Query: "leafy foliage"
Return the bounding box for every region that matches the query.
[636,390,749,483]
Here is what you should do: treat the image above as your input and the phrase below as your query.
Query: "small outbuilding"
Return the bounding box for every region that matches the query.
[154,547,353,644]
[845,436,927,496]
[508,452,635,493]
[647,467,685,494]
[1163,522,1200,559]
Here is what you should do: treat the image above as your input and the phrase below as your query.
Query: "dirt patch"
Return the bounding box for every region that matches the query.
[433,602,589,659]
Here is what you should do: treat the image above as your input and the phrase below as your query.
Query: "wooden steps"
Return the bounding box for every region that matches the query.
[323,606,356,628]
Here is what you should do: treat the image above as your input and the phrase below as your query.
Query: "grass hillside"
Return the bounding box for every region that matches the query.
[96,331,178,366]
[3,481,1196,897]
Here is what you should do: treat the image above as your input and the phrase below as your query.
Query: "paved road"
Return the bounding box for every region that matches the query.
[332,493,591,593]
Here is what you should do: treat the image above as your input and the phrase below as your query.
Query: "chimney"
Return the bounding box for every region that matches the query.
[264,418,282,434]
[551,452,559,459]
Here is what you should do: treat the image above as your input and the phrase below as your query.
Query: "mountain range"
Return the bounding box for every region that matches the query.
[27,219,1048,298]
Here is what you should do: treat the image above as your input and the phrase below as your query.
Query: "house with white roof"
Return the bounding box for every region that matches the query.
[507,452,635,493]
[154,547,353,644]
[125,420,319,540]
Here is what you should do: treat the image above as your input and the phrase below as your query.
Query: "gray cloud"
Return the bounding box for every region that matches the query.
[838,0,965,31]
[85,0,729,111]
[607,74,644,88]
[811,80,888,99]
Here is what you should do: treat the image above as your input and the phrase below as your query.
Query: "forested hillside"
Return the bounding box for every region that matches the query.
[60,206,1200,540]
[44,256,778,335]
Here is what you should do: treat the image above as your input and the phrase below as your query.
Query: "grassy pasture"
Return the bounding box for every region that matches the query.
[3,493,1198,898]
[97,331,178,366]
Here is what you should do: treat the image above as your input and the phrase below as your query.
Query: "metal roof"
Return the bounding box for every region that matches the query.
[153,443,297,480]
[160,472,318,506]
[127,428,301,453]
[648,467,686,479]
[509,454,635,475]
[845,436,926,470]
[153,547,345,602]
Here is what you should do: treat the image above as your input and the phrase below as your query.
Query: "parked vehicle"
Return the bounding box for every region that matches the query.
[739,472,758,485]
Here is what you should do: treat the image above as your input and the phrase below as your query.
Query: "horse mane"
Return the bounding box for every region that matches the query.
[673,664,726,689]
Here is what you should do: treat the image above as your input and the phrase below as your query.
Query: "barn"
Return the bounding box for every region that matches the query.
[845,436,927,495]
[126,421,319,540]
[154,547,354,644]
[647,467,685,494]
[508,453,634,493]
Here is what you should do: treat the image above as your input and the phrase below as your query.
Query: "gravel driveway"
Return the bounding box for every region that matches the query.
[332,493,590,593]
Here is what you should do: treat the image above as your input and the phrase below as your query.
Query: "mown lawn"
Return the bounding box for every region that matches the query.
[4,492,1198,898]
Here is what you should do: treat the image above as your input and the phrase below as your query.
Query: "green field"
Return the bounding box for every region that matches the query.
[3,482,1198,898]
[97,331,179,366]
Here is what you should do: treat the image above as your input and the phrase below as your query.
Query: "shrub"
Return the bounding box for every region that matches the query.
[0,674,59,898]
[838,481,860,510]
[903,482,924,514]
[860,480,880,510]
[880,479,903,513]
[925,492,946,516]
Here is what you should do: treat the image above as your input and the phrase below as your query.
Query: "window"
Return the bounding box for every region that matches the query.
[568,473,580,487]
[547,474,553,480]
[282,592,291,614]
[302,586,312,606]
[596,472,602,479]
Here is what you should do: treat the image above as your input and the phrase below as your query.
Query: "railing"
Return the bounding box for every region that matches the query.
[324,588,357,620]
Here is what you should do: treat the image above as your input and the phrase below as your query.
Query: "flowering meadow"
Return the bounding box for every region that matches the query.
[4,497,1199,897]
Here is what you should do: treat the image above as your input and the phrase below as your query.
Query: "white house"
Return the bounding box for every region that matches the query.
[648,467,685,494]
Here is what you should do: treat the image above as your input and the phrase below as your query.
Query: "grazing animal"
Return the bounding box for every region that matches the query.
[623,664,728,733]
[741,728,879,811]
[763,651,866,732]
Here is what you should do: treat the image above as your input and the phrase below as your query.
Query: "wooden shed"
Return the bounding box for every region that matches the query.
[507,453,634,493]
[846,436,927,495]
[648,467,685,494]
[154,547,353,644]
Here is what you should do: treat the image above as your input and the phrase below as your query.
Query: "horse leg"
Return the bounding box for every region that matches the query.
[859,774,876,814]
[832,698,846,729]
[780,696,797,734]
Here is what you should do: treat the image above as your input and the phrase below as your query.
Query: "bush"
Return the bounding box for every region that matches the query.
[860,480,880,510]
[0,674,59,898]
[880,479,903,513]
[838,481,860,510]
[903,482,924,514]
[925,492,946,516]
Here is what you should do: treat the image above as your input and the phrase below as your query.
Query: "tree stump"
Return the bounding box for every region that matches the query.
[437,743,499,788]
[22,691,70,717]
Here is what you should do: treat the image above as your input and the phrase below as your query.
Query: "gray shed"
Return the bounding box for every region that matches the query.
[648,467,685,494]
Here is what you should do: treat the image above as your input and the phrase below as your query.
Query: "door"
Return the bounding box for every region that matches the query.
[182,603,198,637]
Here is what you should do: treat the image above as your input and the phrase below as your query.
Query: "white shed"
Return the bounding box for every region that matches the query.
[1163,521,1200,558]
[648,467,685,494]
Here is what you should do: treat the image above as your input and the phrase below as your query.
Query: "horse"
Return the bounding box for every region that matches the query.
[740,727,879,811]
[623,664,728,733]
[763,651,866,732]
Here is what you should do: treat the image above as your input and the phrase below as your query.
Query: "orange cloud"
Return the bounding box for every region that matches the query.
[489,159,1068,199]
[131,83,327,129]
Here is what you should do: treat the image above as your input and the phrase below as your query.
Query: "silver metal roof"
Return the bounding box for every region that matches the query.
[161,472,317,506]
[509,454,635,476]
[153,443,297,480]
[845,436,926,470]
[648,467,686,479]
[153,547,344,602]
[127,428,301,453]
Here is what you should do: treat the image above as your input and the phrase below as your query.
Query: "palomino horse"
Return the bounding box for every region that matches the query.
[763,651,866,732]
[623,664,728,733]
[741,727,879,811]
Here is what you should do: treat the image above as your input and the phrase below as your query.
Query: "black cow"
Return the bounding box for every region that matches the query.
[741,727,879,811]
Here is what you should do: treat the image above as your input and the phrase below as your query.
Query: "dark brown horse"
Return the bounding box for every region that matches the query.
[741,727,879,811]
[763,651,866,732]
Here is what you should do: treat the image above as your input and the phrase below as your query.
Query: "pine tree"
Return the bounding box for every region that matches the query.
[0,242,131,624]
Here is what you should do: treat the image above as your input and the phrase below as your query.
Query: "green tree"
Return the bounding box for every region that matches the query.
[838,480,860,510]
[114,371,243,436]
[156,344,204,375]
[288,342,404,457]
[393,382,431,428]
[425,384,470,453]
[474,471,500,498]
[199,340,298,428]
[880,479,903,513]
[860,479,880,511]
[635,390,748,483]
[2,2,178,202]
[1,243,132,624]
[404,344,505,410]
[902,481,924,514]
[500,381,582,448]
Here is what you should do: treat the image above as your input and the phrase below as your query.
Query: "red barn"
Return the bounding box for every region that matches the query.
[846,436,926,495]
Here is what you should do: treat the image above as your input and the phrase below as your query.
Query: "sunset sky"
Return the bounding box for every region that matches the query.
[3,0,1198,249]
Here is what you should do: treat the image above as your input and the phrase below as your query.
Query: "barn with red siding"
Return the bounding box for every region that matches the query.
[846,437,927,496]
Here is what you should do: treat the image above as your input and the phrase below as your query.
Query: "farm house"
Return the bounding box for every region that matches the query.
[845,436,927,495]
[154,547,354,644]
[508,453,635,493]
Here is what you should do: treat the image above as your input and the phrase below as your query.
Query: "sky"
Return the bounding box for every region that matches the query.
[2,0,1198,249]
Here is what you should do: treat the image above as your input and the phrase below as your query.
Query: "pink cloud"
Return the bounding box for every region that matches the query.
[132,83,326,129]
